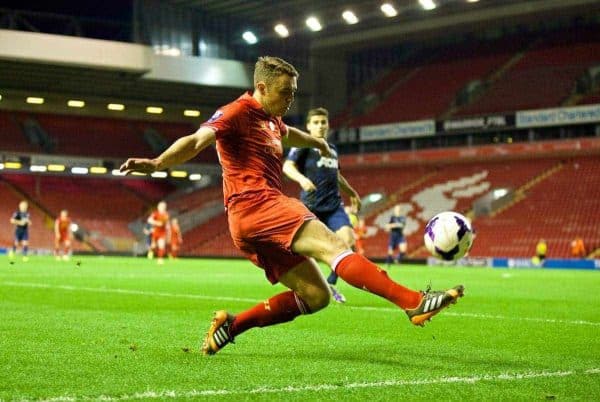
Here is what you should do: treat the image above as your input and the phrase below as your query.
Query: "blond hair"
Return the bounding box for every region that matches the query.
[306,107,329,124]
[254,56,299,86]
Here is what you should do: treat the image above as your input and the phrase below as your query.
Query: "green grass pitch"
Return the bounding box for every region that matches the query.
[1,256,599,401]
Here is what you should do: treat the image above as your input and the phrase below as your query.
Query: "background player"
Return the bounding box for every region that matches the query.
[143,221,155,259]
[169,217,183,259]
[9,201,32,262]
[385,205,407,267]
[148,201,170,265]
[54,209,72,261]
[533,238,547,266]
[284,107,361,303]
[570,236,586,258]
[120,56,464,356]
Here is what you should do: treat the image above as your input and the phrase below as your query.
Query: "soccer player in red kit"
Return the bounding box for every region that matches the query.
[54,209,72,261]
[169,218,183,258]
[148,201,170,265]
[120,56,464,355]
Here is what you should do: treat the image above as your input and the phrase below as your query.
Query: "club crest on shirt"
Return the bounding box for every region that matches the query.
[260,121,277,132]
[208,110,223,123]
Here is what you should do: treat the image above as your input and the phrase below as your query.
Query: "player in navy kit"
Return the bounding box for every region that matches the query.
[284,107,361,303]
[9,201,32,262]
[385,204,407,266]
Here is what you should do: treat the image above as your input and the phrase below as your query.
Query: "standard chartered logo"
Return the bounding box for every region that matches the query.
[316,157,338,168]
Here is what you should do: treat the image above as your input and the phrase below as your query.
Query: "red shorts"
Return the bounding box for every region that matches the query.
[227,190,316,284]
[152,232,167,242]
[57,233,70,243]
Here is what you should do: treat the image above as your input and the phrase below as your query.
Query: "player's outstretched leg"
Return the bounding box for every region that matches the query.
[405,285,464,326]
[292,220,464,326]
[201,259,329,355]
[202,310,236,355]
[334,252,464,326]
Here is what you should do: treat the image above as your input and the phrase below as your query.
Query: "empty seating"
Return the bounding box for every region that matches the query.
[457,30,600,115]
[0,111,38,153]
[472,156,600,258]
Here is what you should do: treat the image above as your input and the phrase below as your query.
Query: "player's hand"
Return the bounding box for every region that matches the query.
[300,177,316,192]
[315,138,333,158]
[119,158,160,175]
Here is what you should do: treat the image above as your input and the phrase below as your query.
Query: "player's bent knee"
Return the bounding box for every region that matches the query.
[299,286,330,312]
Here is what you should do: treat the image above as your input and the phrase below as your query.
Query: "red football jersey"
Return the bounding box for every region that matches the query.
[150,211,169,235]
[202,92,288,207]
[55,217,71,233]
[170,223,182,244]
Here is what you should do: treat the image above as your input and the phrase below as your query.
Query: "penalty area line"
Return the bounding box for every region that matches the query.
[24,368,600,401]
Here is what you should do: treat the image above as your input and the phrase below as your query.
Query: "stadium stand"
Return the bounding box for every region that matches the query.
[27,113,149,158]
[471,156,600,258]
[0,111,39,153]
[1,174,152,251]
[139,121,219,164]
[0,179,57,250]
[119,180,175,205]
[177,153,599,260]
[577,91,600,105]
[354,158,560,258]
[1,110,204,160]
[350,40,520,125]
[455,28,600,116]
[166,184,223,214]
[332,28,600,127]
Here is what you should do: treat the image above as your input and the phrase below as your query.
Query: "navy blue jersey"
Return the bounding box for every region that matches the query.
[388,215,406,235]
[286,144,342,213]
[12,210,30,229]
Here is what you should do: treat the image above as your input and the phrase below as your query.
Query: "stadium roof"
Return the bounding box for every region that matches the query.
[165,0,600,49]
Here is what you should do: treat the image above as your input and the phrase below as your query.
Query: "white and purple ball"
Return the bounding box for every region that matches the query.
[424,211,474,261]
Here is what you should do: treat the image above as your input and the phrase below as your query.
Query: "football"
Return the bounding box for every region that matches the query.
[424,211,474,261]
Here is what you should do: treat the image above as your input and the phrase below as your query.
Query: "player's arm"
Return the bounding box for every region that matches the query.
[147,216,161,227]
[284,126,333,157]
[338,172,361,211]
[120,127,216,174]
[54,220,59,237]
[283,160,316,192]
[385,217,399,230]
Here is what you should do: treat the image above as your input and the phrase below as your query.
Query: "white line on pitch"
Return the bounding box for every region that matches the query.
[345,305,600,327]
[20,367,600,402]
[0,281,260,303]
[3,281,600,327]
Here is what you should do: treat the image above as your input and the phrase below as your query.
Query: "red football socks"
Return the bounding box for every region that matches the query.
[229,290,310,338]
[335,253,422,310]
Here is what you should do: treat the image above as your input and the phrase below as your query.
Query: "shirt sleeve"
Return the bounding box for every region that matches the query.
[286,147,303,163]
[201,105,240,139]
